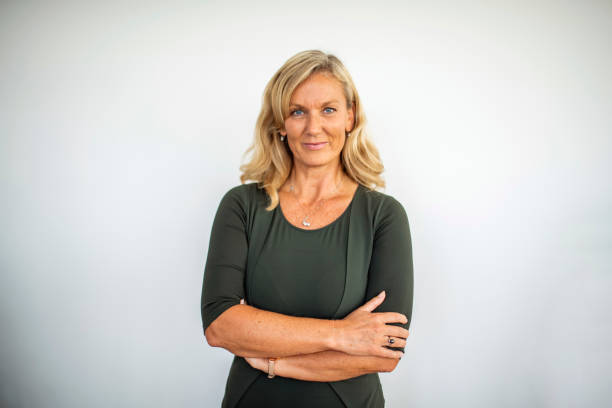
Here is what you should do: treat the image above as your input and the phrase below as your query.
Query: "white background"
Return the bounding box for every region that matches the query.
[1,1,611,407]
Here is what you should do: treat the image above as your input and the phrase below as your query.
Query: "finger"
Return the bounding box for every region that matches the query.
[387,326,410,339]
[383,336,407,349]
[376,346,404,360]
[360,291,386,312]
[377,312,408,325]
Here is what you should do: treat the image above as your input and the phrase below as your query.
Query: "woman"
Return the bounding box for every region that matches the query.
[201,50,413,407]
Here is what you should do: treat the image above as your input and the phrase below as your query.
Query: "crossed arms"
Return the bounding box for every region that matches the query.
[205,291,408,382]
[201,188,413,382]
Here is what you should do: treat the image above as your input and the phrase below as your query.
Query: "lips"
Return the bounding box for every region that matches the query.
[303,142,328,150]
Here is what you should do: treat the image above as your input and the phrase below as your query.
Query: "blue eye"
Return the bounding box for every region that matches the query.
[323,107,336,113]
[291,109,304,116]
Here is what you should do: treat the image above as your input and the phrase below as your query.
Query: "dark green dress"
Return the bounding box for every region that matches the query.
[201,183,413,408]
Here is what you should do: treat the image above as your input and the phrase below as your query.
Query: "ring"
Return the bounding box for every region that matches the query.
[388,337,395,344]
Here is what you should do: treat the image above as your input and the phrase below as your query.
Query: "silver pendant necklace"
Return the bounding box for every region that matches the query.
[289,172,344,228]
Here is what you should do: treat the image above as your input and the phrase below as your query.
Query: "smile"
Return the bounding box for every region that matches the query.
[303,142,328,150]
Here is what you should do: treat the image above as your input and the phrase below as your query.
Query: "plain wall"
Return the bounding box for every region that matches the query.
[1,1,611,407]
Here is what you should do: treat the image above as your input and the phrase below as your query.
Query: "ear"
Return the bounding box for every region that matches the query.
[346,102,355,132]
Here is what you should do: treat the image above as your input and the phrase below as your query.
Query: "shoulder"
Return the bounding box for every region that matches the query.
[220,182,257,200]
[359,185,409,223]
[220,182,265,201]
[217,182,267,212]
[357,187,411,245]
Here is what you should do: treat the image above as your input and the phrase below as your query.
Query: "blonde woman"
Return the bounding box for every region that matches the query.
[201,50,413,407]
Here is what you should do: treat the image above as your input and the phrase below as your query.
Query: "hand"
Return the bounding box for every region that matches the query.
[334,291,409,359]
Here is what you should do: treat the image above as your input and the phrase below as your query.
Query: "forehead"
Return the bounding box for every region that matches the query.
[289,72,345,105]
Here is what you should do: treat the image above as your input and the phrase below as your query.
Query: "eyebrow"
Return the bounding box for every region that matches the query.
[289,100,341,108]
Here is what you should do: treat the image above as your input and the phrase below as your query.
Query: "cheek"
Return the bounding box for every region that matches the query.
[286,139,300,156]
[335,137,346,152]
[285,119,302,134]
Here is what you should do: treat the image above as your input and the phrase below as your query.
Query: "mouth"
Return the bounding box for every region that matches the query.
[302,142,328,150]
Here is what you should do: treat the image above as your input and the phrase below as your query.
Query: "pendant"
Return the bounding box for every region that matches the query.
[302,217,311,227]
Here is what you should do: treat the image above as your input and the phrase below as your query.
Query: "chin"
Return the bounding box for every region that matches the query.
[296,155,339,168]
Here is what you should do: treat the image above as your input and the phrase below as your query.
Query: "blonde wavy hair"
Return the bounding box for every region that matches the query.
[240,50,385,210]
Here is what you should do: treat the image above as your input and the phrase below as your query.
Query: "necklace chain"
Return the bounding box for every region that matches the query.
[289,172,344,228]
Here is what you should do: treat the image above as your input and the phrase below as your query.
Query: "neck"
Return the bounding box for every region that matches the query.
[288,160,345,203]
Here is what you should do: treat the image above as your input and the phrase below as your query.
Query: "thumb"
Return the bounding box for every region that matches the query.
[360,290,385,312]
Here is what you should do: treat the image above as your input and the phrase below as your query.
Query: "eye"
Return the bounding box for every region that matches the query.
[290,109,304,116]
[323,107,336,114]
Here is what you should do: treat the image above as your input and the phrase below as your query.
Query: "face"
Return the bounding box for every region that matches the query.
[280,72,355,170]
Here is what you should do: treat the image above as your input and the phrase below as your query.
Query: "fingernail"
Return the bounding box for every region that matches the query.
[379,290,385,296]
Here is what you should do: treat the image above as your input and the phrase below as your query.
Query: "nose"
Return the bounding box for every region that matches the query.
[305,112,322,136]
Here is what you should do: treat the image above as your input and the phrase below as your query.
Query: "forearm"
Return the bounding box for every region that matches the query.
[205,304,337,358]
[275,351,399,382]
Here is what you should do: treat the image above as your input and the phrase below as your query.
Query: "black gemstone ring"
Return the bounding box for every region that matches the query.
[388,337,395,344]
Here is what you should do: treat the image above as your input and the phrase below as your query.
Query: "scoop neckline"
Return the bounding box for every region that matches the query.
[278,184,362,232]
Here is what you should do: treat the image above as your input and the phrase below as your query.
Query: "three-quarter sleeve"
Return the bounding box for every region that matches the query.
[365,196,414,353]
[200,186,249,333]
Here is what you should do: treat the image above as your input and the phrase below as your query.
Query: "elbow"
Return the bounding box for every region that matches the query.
[204,319,248,357]
[203,304,244,350]
[204,323,221,348]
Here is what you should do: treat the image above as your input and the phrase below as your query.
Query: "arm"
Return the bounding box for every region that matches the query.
[206,292,407,359]
[278,350,400,382]
[363,196,414,354]
[246,350,399,382]
[206,304,337,358]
